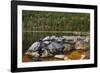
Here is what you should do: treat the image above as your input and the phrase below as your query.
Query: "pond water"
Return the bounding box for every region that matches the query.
[22,49,90,62]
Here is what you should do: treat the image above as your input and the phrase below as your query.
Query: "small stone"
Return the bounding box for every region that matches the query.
[64,56,71,60]
[80,54,86,59]
[54,55,64,59]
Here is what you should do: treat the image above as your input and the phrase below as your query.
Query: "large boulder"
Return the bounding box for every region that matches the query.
[25,41,47,57]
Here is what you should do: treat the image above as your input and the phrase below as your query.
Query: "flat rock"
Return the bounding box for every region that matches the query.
[54,55,64,59]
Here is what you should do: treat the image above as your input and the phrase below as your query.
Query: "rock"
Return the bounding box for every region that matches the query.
[42,36,50,41]
[25,51,39,58]
[75,40,89,50]
[84,36,90,43]
[43,36,51,45]
[64,56,71,60]
[43,41,50,45]
[54,55,64,59]
[27,42,40,51]
[41,49,48,57]
[48,48,56,54]
[47,42,64,54]
[50,36,57,40]
[56,36,65,42]
[62,36,80,41]
[31,52,40,57]
[80,54,86,59]
[63,44,72,52]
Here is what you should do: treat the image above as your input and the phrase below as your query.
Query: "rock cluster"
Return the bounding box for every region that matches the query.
[25,35,90,60]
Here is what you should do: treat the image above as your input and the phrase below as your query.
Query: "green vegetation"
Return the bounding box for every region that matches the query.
[22,10,90,54]
[22,10,90,31]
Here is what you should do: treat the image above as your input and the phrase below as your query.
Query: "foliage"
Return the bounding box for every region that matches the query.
[22,10,90,31]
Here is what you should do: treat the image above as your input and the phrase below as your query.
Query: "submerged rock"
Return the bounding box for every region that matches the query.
[67,51,82,60]
[64,50,87,60]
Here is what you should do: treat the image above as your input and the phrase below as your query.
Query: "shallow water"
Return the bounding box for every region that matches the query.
[22,49,90,62]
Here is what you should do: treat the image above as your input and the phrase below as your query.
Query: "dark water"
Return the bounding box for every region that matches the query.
[22,55,63,62]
